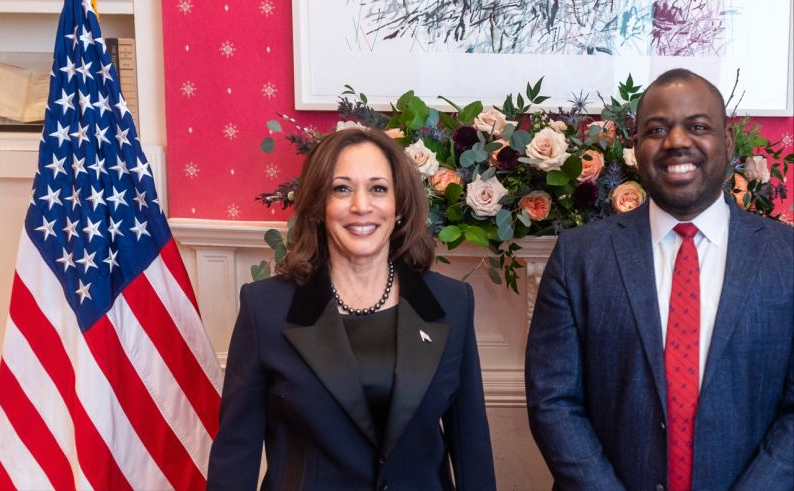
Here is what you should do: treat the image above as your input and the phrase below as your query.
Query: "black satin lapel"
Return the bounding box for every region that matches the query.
[382,301,450,457]
[611,208,668,414]
[283,300,378,446]
[701,209,765,392]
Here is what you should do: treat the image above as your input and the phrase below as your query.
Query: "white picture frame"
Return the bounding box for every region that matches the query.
[292,0,793,116]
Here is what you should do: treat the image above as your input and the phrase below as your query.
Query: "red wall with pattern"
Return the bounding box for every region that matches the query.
[161,1,793,222]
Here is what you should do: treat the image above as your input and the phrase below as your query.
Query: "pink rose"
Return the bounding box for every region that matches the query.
[466,175,508,217]
[384,128,405,139]
[405,139,440,178]
[428,168,463,194]
[589,120,617,145]
[578,150,604,183]
[549,120,568,133]
[335,120,365,131]
[519,191,553,221]
[744,155,770,183]
[525,127,570,171]
[473,108,508,137]
[622,147,638,167]
[611,181,646,213]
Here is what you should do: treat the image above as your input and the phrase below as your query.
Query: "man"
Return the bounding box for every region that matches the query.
[525,69,793,490]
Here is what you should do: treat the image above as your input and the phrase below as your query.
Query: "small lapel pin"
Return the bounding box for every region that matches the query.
[419,330,432,343]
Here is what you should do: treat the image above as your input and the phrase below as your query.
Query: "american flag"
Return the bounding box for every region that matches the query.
[0,1,222,489]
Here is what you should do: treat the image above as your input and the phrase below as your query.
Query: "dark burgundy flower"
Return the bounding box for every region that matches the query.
[494,146,521,171]
[574,182,599,208]
[452,125,478,153]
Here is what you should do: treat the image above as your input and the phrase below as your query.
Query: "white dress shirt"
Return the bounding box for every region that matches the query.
[649,195,730,389]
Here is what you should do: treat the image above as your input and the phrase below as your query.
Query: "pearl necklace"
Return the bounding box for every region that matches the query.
[331,262,395,316]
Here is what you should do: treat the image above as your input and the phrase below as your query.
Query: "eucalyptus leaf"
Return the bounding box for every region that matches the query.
[510,130,532,151]
[484,141,505,153]
[497,222,514,241]
[264,229,284,249]
[460,150,477,167]
[495,208,512,227]
[480,166,496,181]
[501,124,515,141]
[517,210,532,227]
[426,108,440,127]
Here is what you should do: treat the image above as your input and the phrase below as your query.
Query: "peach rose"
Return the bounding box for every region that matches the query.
[622,148,638,167]
[525,127,570,171]
[473,108,508,137]
[731,173,750,207]
[384,128,405,139]
[428,168,463,194]
[466,175,508,217]
[335,120,366,131]
[589,120,617,145]
[549,120,568,133]
[744,155,770,183]
[519,191,553,221]
[578,150,605,183]
[611,181,646,213]
[405,139,440,178]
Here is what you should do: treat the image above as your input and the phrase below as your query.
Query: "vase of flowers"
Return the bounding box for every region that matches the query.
[257,76,791,291]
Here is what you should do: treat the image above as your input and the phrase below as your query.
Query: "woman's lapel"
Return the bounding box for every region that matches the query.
[283,267,379,445]
[282,263,451,454]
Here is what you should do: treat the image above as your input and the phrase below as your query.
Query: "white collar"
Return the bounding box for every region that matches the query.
[649,195,730,246]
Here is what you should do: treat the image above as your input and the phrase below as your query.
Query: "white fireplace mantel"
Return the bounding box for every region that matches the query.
[170,218,556,407]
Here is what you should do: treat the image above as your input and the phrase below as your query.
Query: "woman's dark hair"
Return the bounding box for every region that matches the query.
[277,128,435,284]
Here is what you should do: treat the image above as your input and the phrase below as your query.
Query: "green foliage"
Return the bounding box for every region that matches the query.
[257,76,792,291]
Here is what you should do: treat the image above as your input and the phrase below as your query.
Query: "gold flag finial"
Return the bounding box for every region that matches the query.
[92,0,99,17]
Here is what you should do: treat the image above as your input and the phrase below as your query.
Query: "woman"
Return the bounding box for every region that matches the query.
[207,128,495,490]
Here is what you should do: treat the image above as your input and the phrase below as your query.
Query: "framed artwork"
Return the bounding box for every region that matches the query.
[292,0,793,116]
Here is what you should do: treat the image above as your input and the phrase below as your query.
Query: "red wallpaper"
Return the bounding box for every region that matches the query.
[161,1,793,221]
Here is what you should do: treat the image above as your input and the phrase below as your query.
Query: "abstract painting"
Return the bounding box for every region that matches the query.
[293,0,792,115]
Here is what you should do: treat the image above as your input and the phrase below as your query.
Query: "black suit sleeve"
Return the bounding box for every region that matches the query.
[207,284,267,490]
[525,237,626,489]
[442,283,497,491]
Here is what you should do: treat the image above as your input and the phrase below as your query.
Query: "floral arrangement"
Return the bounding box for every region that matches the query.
[258,77,792,291]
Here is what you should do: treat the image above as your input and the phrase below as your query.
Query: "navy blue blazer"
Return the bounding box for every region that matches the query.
[207,264,495,490]
[525,199,794,490]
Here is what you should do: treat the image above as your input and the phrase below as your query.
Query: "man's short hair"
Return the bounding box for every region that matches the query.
[635,68,728,126]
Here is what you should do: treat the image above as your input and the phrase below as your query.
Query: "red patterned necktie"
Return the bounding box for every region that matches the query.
[665,223,700,491]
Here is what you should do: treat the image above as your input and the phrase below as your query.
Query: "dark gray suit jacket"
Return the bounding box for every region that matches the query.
[525,199,794,490]
[207,264,495,490]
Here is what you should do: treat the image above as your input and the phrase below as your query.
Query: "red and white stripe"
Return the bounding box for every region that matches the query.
[0,232,222,490]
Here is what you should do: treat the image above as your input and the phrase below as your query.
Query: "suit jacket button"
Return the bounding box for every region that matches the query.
[660,422,666,430]
[378,457,385,465]
[656,484,665,491]
[378,481,388,491]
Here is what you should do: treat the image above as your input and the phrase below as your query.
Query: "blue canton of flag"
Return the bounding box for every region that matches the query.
[28,0,169,331]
